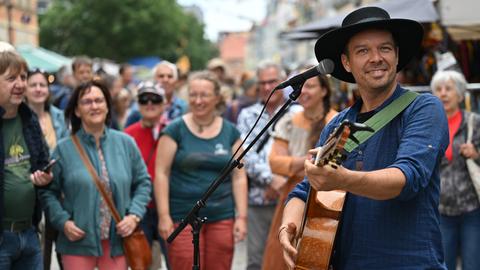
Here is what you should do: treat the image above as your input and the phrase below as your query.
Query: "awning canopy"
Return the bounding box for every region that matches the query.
[279,31,319,41]
[439,0,480,41]
[16,44,72,73]
[290,0,439,37]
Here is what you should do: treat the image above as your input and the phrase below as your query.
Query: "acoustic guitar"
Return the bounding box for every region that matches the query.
[294,120,372,270]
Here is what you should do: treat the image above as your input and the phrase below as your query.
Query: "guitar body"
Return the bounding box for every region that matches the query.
[293,121,364,270]
[294,189,346,270]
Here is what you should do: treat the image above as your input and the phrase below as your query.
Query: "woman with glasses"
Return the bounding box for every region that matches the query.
[39,81,151,270]
[124,81,171,269]
[25,68,69,270]
[155,71,248,270]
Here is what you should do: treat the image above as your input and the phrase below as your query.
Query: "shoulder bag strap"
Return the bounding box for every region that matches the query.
[467,113,474,144]
[71,135,122,224]
[344,90,419,153]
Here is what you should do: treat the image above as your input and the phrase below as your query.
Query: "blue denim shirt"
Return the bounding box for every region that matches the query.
[289,85,449,269]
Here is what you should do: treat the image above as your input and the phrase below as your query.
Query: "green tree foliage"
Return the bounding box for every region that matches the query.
[39,0,217,70]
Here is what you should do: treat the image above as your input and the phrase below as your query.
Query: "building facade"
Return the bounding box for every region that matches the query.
[0,0,38,46]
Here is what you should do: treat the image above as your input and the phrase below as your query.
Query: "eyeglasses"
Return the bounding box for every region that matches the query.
[138,94,163,105]
[79,97,106,107]
[258,79,279,86]
[188,93,215,100]
[156,74,174,79]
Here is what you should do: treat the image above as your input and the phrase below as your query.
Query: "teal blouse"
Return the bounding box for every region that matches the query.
[162,118,240,223]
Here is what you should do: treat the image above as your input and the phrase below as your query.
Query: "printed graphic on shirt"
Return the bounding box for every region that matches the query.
[2,115,34,221]
[3,116,31,168]
[214,143,228,156]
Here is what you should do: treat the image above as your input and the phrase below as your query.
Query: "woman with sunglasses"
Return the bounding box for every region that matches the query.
[39,80,151,270]
[124,81,171,269]
[25,68,69,270]
[155,71,248,270]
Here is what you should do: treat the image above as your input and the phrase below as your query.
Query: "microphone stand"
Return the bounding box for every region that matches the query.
[167,82,305,270]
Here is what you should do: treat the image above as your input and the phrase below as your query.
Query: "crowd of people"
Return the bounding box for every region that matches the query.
[1,5,480,270]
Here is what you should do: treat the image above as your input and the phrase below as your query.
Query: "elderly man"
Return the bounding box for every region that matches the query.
[279,6,448,269]
[0,50,53,269]
[125,61,187,128]
[152,61,187,122]
[237,61,292,270]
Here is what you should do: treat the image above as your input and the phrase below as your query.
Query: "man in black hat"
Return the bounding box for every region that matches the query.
[279,6,448,269]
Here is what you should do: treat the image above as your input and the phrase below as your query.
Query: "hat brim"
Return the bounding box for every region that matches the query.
[314,19,424,83]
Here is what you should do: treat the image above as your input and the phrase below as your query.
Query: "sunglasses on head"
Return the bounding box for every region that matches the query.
[28,68,48,78]
[138,94,163,105]
[28,68,53,83]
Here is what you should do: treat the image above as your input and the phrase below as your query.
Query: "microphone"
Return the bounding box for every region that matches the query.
[274,59,334,90]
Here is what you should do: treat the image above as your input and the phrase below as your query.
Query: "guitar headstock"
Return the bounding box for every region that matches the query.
[314,120,373,168]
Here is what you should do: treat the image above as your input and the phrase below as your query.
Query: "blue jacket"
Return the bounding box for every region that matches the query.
[39,127,152,256]
[49,105,69,142]
[0,103,50,233]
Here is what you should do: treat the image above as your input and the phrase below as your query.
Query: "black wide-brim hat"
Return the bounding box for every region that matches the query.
[314,6,424,83]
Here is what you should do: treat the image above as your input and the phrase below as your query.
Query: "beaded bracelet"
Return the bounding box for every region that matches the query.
[277,225,289,240]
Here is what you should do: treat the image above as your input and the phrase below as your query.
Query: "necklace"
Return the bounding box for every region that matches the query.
[304,111,324,122]
[192,116,216,133]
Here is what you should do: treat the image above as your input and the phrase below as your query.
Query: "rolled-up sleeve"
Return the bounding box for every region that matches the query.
[390,95,449,201]
[287,177,310,202]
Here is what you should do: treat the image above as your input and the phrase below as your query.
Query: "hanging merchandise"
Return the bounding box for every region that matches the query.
[434,51,461,71]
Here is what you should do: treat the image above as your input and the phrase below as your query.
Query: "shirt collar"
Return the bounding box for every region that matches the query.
[77,126,109,145]
[346,84,407,120]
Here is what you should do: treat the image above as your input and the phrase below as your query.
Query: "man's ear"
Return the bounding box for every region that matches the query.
[341,54,351,73]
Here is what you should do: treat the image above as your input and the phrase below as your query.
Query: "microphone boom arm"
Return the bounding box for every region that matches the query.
[167,82,306,270]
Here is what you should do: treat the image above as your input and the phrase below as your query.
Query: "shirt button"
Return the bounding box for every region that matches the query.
[358,150,363,155]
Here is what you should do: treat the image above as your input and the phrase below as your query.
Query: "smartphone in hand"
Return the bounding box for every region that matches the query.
[42,159,58,173]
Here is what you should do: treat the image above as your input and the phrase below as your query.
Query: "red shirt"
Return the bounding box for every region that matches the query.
[125,122,162,208]
[446,109,462,162]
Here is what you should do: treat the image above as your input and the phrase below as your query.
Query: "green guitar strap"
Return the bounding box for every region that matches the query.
[343,90,419,153]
